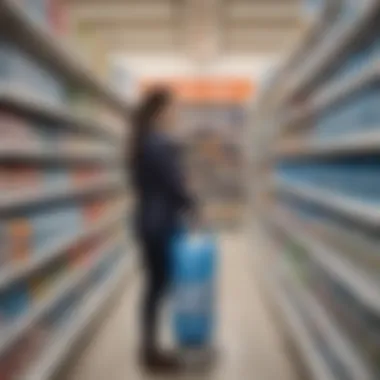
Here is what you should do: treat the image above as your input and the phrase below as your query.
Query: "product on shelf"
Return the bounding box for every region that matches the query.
[8,217,32,263]
[0,337,32,380]
[0,163,42,194]
[67,232,104,268]
[83,199,109,224]
[72,167,105,186]
[29,258,68,302]
[0,281,30,324]
[30,203,83,255]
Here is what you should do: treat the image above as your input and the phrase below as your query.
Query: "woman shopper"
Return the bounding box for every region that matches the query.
[130,88,196,372]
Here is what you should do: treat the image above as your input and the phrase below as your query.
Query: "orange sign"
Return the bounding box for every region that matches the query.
[140,78,254,103]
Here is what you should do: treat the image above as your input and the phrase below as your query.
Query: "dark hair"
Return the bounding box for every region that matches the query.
[129,87,172,169]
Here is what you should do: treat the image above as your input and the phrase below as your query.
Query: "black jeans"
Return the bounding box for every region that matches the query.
[140,233,171,351]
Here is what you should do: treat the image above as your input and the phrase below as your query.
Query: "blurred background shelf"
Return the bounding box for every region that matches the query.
[0,0,126,112]
[267,272,337,380]
[20,253,133,380]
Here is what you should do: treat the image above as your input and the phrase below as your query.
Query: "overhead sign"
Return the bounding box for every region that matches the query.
[140,78,254,103]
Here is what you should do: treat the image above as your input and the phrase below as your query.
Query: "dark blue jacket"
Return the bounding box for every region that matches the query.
[133,132,194,240]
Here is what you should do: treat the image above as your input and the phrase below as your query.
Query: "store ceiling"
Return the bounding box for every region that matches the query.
[68,0,304,57]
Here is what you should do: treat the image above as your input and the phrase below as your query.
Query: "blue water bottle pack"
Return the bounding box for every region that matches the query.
[171,229,217,348]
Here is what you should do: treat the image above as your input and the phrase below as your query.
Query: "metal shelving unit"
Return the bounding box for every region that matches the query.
[0,0,127,113]
[254,1,380,379]
[0,3,133,379]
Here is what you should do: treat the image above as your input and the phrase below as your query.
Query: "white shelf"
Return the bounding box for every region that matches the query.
[281,61,380,132]
[0,0,127,113]
[258,4,328,106]
[0,88,123,143]
[275,178,380,227]
[281,262,372,380]
[0,144,119,164]
[312,60,380,113]
[0,235,123,357]
[287,0,380,98]
[274,210,380,315]
[276,130,380,157]
[0,205,125,291]
[267,274,337,380]
[21,254,133,380]
[0,176,123,214]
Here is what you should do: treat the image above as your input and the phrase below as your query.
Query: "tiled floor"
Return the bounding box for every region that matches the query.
[64,232,297,380]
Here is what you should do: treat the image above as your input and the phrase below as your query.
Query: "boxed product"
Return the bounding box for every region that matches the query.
[29,259,68,302]
[7,217,32,263]
[43,168,71,191]
[72,167,105,187]
[0,164,42,194]
[30,204,83,255]
[0,337,31,380]
[0,222,8,268]
[67,234,102,268]
[48,0,69,36]
[0,281,30,324]
[83,199,108,224]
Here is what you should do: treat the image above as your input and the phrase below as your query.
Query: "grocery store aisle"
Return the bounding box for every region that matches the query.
[64,232,296,380]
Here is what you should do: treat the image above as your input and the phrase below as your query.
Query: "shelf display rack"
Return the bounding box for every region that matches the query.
[0,2,133,379]
[254,0,380,379]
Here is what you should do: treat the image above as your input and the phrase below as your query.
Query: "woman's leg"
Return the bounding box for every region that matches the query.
[141,236,170,353]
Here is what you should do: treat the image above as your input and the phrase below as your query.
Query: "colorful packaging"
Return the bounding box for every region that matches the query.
[0,222,8,267]
[0,282,30,323]
[72,167,104,187]
[0,164,42,194]
[29,260,68,302]
[7,218,32,263]
[84,199,108,224]
[30,204,83,256]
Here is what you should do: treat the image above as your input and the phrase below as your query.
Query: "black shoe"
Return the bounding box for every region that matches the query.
[140,349,182,374]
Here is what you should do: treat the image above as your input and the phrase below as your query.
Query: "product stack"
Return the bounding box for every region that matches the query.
[0,2,131,379]
[180,103,247,227]
[254,0,380,379]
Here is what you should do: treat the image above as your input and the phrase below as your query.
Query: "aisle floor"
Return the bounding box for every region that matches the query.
[64,232,297,380]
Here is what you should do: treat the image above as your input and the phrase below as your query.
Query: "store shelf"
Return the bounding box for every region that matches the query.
[273,209,380,315]
[258,4,328,106]
[21,254,133,380]
[281,61,380,132]
[275,178,380,227]
[267,273,337,380]
[0,0,127,113]
[0,234,123,357]
[0,144,119,164]
[0,87,123,143]
[0,176,123,214]
[276,130,380,157]
[288,0,380,98]
[0,205,125,291]
[312,60,380,113]
[281,262,372,380]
